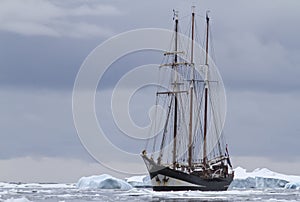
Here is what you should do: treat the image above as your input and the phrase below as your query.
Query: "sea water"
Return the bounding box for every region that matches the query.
[0,183,299,202]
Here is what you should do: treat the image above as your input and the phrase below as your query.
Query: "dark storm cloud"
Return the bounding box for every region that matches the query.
[0,0,123,90]
[1,0,299,93]
[0,32,97,89]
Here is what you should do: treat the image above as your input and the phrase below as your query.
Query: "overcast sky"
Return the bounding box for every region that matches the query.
[0,0,300,183]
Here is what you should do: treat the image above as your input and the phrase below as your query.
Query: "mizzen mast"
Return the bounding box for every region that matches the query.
[203,12,210,170]
[172,10,179,169]
[188,6,195,168]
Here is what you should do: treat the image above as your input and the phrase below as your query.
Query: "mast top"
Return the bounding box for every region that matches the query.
[206,10,210,22]
[191,5,195,13]
[173,9,179,20]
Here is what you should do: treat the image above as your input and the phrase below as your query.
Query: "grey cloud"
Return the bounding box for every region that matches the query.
[200,0,300,93]
[225,90,300,159]
[0,0,120,38]
[0,89,90,160]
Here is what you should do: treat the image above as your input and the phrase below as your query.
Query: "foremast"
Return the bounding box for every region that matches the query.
[155,10,187,167]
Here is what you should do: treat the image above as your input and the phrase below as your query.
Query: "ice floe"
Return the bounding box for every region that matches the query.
[0,182,74,189]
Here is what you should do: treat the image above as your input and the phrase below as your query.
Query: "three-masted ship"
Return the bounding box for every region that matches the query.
[141,9,234,191]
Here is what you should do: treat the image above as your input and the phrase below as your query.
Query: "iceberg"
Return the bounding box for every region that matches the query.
[255,177,288,188]
[229,177,256,189]
[230,167,300,189]
[76,174,132,190]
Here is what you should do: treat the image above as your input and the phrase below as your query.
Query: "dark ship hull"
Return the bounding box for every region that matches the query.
[142,155,233,191]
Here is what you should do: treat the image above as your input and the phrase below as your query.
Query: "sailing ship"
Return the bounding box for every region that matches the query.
[141,8,234,191]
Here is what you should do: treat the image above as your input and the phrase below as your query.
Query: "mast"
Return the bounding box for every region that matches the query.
[188,6,195,168]
[172,10,179,169]
[203,12,209,170]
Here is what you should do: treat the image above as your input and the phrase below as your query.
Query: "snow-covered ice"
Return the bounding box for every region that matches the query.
[77,174,132,190]
[234,167,300,182]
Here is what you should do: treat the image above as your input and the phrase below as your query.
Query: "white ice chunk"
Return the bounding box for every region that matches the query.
[4,197,31,202]
[125,175,151,187]
[77,174,132,190]
[284,182,300,190]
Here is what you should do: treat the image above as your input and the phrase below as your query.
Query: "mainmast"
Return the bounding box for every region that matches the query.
[172,10,179,169]
[188,6,195,168]
[203,12,210,170]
